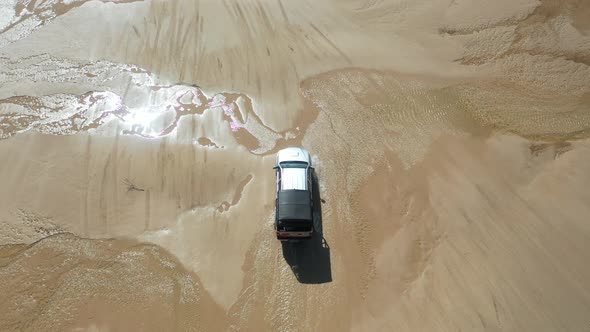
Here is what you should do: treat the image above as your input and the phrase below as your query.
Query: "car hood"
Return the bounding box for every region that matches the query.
[276,147,311,165]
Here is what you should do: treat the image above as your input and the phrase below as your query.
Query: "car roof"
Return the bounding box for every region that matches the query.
[280,168,308,190]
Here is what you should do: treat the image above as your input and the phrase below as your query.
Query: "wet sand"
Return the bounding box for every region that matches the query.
[1,0,590,331]
[0,234,229,331]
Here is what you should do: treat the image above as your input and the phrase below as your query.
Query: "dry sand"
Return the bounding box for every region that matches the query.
[1,0,590,331]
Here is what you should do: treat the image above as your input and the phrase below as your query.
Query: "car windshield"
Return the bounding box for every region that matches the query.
[279,161,308,168]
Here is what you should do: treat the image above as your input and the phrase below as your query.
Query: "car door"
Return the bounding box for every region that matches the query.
[307,168,313,198]
[276,167,281,192]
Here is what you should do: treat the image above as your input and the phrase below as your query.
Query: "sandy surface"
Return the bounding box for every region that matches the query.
[1,0,590,331]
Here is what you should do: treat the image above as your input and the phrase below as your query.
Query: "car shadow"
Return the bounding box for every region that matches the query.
[281,169,332,284]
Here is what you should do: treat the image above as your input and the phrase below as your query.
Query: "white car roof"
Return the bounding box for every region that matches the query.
[280,168,308,190]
